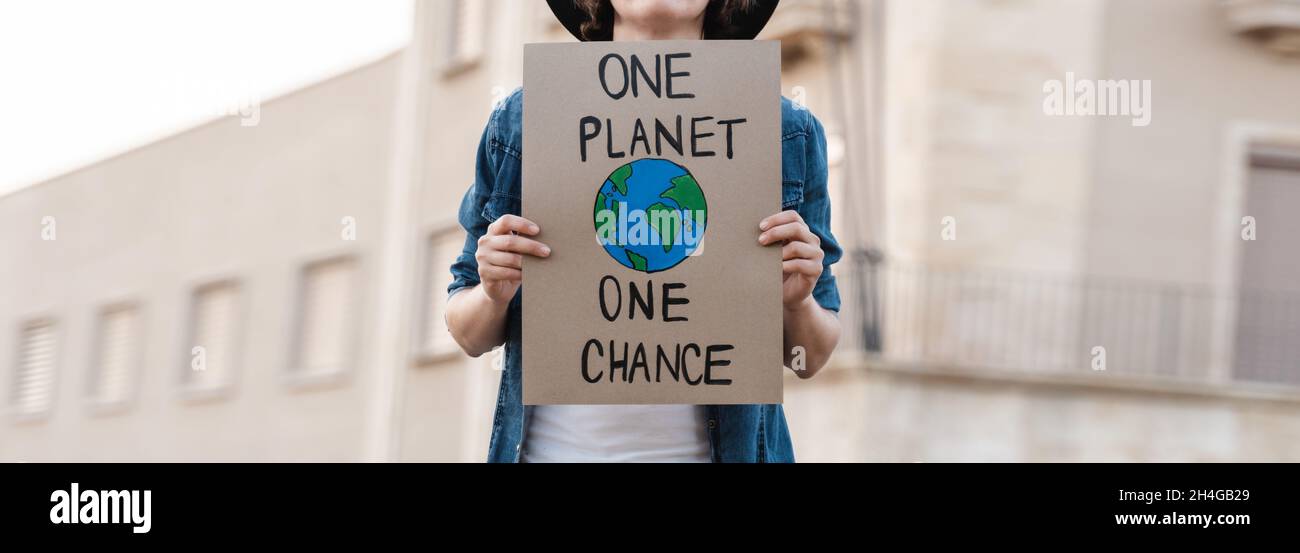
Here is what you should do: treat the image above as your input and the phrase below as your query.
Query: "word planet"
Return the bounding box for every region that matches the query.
[593,158,708,273]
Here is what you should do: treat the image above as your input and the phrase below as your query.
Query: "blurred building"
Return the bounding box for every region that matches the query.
[2,0,1299,462]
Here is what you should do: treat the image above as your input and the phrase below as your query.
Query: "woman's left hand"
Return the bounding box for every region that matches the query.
[759,210,824,311]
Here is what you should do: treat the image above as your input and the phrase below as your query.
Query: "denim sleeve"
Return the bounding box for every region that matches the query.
[447,122,496,297]
[800,115,843,313]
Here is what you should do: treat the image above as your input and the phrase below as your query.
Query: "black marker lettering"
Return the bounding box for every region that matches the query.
[606,118,626,158]
[691,116,716,157]
[581,339,604,383]
[609,340,629,383]
[629,280,654,320]
[579,116,601,162]
[681,343,703,385]
[631,344,650,383]
[717,118,747,159]
[630,54,661,98]
[665,53,694,99]
[630,119,650,157]
[656,345,677,383]
[704,344,734,385]
[655,116,683,156]
[599,275,621,321]
[663,283,689,322]
[599,54,629,99]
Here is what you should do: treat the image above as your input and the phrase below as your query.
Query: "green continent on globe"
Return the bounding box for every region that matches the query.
[646,202,681,253]
[609,164,633,195]
[661,173,707,230]
[594,196,621,232]
[625,250,648,272]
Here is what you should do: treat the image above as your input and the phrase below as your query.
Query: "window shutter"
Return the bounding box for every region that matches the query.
[423,233,463,357]
[15,320,57,415]
[189,283,239,389]
[447,0,486,67]
[297,258,357,372]
[94,306,140,404]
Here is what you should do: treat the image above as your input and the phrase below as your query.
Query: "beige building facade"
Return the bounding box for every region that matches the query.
[3,0,1299,462]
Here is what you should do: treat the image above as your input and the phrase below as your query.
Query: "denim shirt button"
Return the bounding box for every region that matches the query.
[707,420,717,429]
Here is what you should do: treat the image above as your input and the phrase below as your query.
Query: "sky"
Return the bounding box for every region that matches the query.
[0,0,413,195]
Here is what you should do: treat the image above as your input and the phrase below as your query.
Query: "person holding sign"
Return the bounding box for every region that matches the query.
[445,0,842,463]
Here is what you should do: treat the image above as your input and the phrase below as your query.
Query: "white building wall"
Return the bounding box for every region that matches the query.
[0,55,400,461]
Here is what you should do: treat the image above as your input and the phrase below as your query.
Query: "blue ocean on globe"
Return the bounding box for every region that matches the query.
[592,158,708,274]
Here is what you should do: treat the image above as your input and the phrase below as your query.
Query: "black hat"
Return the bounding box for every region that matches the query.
[546,0,779,42]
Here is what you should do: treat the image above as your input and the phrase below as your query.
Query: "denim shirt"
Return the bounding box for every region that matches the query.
[450,88,842,463]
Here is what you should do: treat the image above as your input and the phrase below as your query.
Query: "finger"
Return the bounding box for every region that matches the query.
[480,251,524,270]
[759,222,818,246]
[487,234,551,257]
[479,265,522,282]
[759,210,804,232]
[782,241,823,262]
[487,214,540,236]
[782,259,822,277]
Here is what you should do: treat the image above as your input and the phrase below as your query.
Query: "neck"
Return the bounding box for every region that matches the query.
[613,14,705,41]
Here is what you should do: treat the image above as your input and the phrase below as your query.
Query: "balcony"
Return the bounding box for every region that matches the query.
[1221,0,1300,55]
[837,256,1300,389]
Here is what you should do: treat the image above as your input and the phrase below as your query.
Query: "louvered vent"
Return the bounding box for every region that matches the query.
[15,320,57,416]
[296,258,357,372]
[93,306,140,404]
[187,283,239,389]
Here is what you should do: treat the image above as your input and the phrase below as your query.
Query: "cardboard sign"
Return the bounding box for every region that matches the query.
[522,40,782,405]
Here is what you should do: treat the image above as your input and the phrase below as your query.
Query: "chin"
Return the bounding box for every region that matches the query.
[613,0,709,24]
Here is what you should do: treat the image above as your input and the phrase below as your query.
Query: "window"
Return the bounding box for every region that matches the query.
[1220,0,1300,56]
[441,0,486,75]
[291,257,358,380]
[1233,146,1300,385]
[183,281,241,395]
[13,319,57,419]
[416,229,466,362]
[90,304,141,410]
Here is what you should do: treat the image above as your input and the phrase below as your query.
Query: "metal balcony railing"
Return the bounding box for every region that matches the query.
[837,254,1300,387]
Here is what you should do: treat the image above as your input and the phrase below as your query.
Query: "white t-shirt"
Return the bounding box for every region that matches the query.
[521,404,711,463]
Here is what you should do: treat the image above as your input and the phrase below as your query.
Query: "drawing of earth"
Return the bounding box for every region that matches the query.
[592,158,708,273]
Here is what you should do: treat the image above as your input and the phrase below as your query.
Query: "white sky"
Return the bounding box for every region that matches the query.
[0,0,413,195]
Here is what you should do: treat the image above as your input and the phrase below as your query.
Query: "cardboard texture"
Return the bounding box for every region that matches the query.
[522,40,782,405]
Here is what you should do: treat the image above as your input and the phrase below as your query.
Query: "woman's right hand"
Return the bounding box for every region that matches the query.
[475,214,550,305]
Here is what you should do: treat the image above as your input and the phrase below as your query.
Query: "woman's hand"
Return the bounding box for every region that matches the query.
[759,209,840,378]
[476,214,551,305]
[758,210,824,311]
